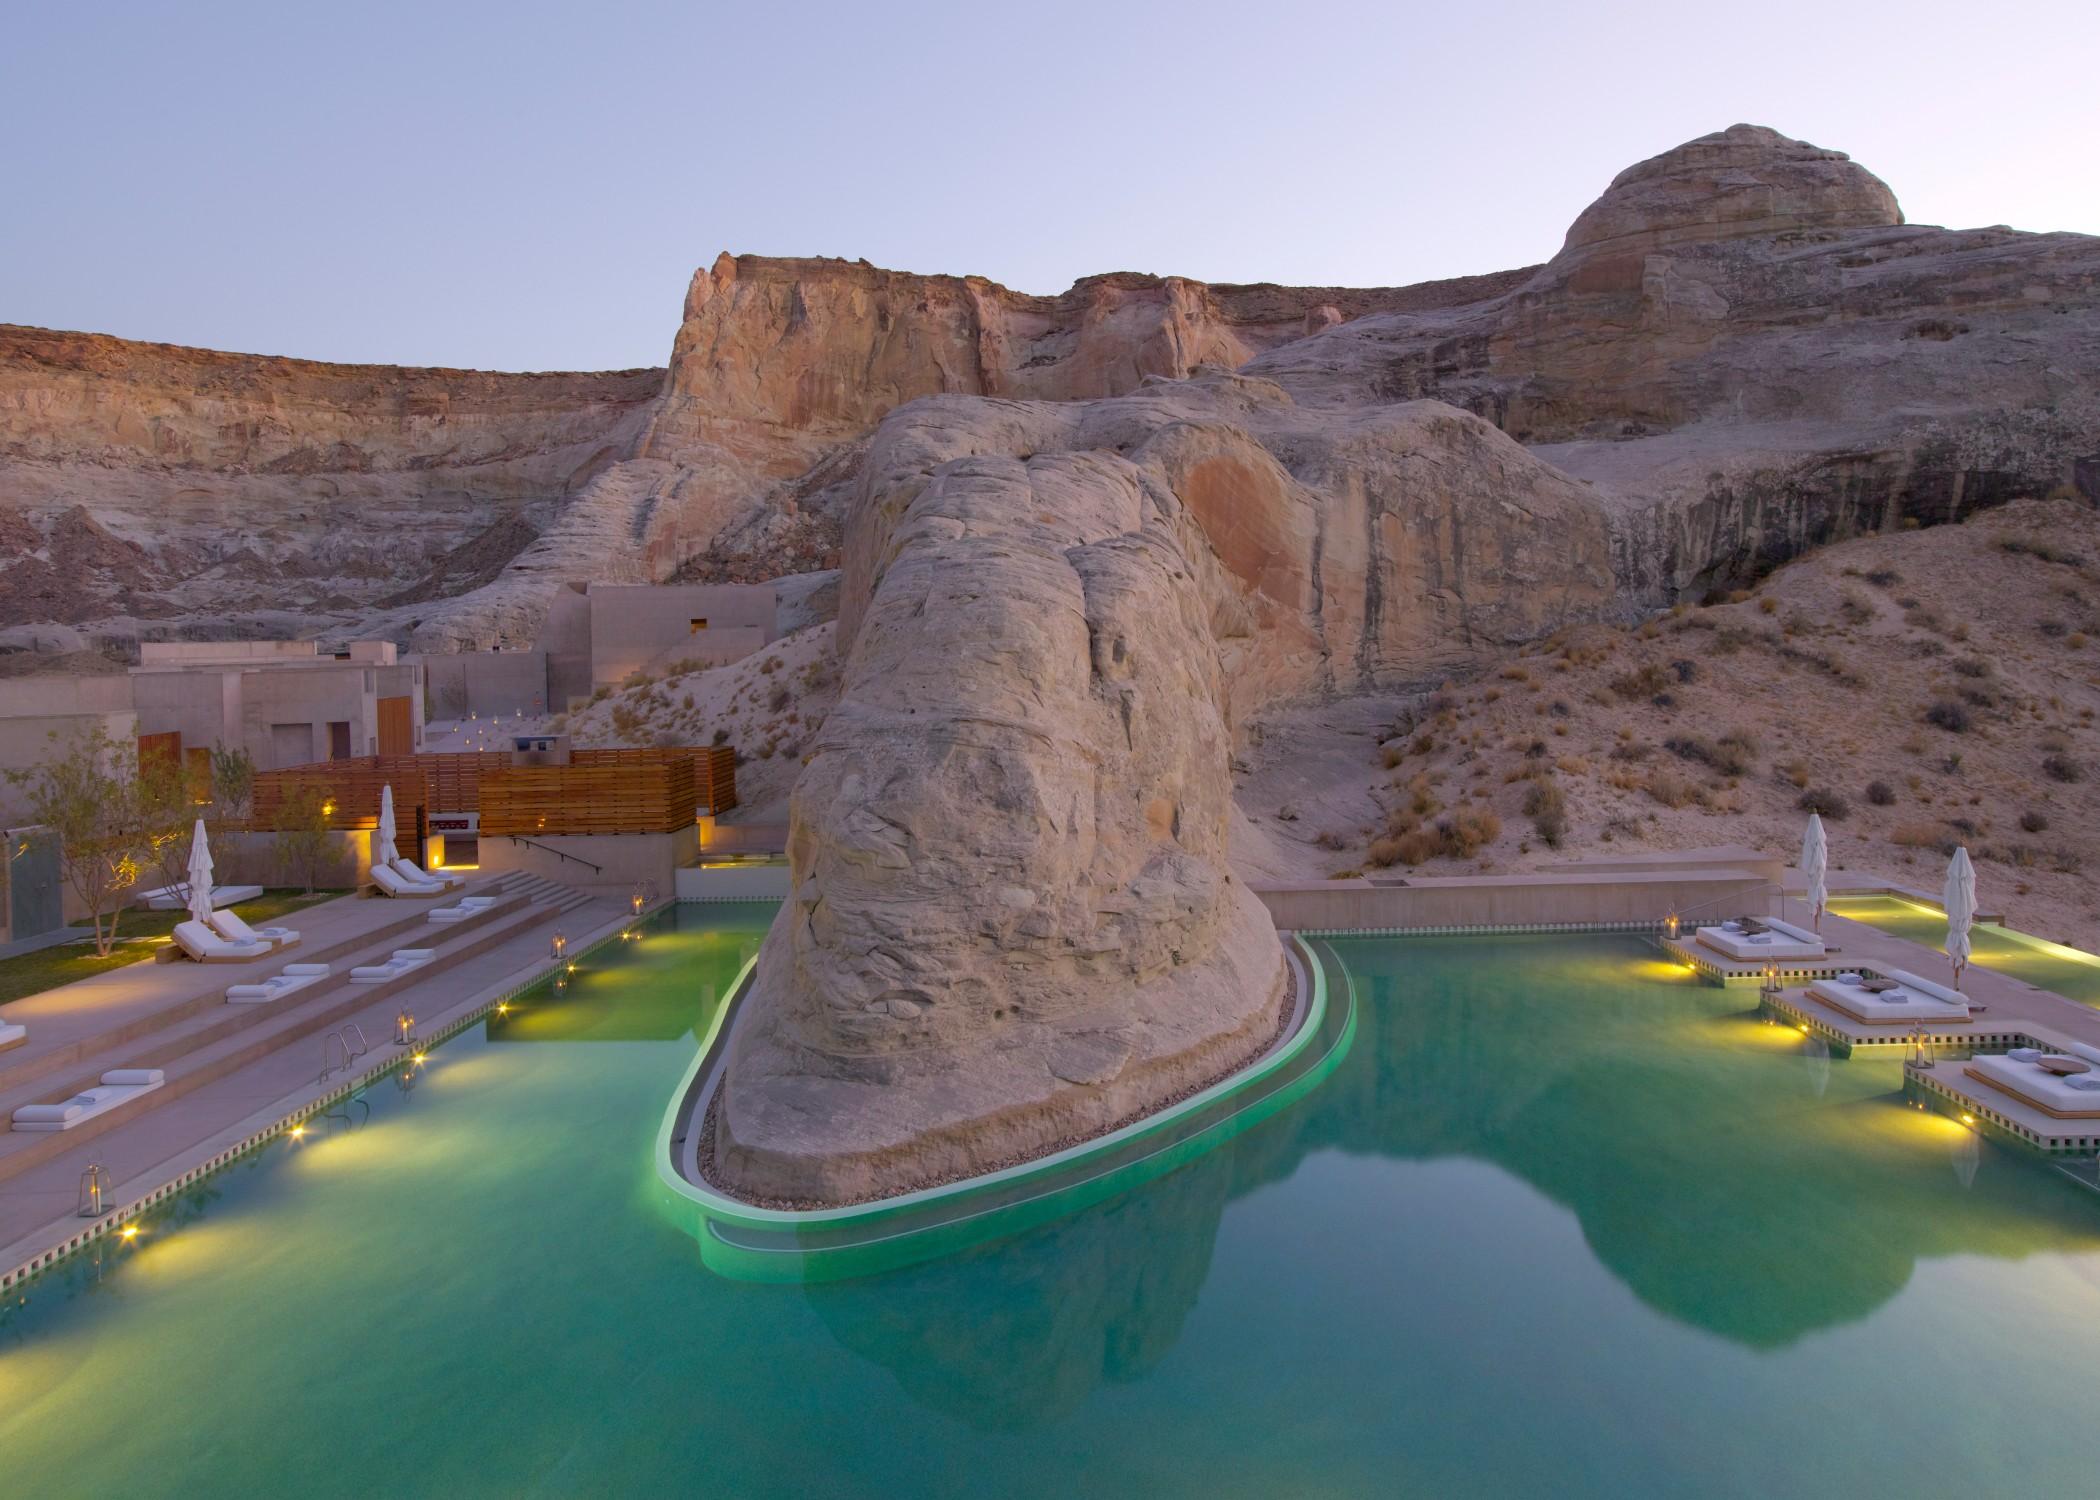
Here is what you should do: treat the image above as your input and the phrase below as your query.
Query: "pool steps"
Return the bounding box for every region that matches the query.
[0,882,641,1296]
[0,874,590,1182]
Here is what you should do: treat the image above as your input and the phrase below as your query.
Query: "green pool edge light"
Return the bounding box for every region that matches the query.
[651,932,1358,1283]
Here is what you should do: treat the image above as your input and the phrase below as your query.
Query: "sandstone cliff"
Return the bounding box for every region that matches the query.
[0,325,661,629]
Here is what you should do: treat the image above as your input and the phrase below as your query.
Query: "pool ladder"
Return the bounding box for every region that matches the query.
[317,1022,372,1084]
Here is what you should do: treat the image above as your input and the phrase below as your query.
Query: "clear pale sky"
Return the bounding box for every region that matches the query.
[6,0,2095,372]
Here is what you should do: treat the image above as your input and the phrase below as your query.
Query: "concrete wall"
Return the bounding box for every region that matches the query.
[416,650,550,718]
[477,825,698,894]
[0,676,139,823]
[201,828,376,891]
[674,860,791,901]
[586,583,776,689]
[537,585,594,711]
[131,655,424,769]
[1252,870,1774,932]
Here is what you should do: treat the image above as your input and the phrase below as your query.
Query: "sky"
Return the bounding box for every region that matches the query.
[5,0,2096,373]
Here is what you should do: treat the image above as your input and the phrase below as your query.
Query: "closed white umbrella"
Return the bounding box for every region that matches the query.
[1799,812,1829,932]
[1943,846,1977,989]
[376,784,397,871]
[185,817,214,925]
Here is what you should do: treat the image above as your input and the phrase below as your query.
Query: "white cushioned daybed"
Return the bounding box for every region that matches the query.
[392,857,464,892]
[172,919,271,963]
[429,896,498,925]
[207,909,299,951]
[226,963,331,1005]
[1696,916,1826,962]
[1807,968,1970,1025]
[13,1068,166,1131]
[349,948,437,983]
[372,865,446,898]
[1965,1043,2100,1118]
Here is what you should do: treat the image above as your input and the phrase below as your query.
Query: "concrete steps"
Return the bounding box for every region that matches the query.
[0,892,568,1181]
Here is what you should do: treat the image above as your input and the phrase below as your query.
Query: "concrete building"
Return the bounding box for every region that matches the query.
[0,675,138,823]
[131,640,424,771]
[413,581,780,717]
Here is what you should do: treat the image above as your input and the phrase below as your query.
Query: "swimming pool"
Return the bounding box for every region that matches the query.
[4,908,2099,1496]
[1829,893,2100,1007]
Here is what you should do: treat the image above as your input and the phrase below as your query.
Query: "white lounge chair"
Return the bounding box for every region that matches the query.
[207,909,300,951]
[12,1069,166,1131]
[372,865,446,898]
[1695,916,1826,962]
[0,1020,25,1053]
[428,896,498,925]
[1807,967,1970,1025]
[226,963,331,1005]
[392,857,464,892]
[172,919,272,963]
[349,948,437,983]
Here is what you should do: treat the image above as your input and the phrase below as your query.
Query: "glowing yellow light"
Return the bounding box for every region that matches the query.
[1796,1024,1810,1034]
[411,1052,426,1065]
[497,1003,509,1015]
[120,1224,139,1240]
[566,963,576,973]
[1962,1113,1976,1125]
[290,1124,307,1139]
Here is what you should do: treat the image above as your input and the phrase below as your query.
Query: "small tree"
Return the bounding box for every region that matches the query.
[3,726,158,956]
[274,784,335,895]
[138,751,199,903]
[209,745,256,827]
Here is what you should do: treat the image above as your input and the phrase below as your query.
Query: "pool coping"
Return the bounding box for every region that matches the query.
[0,898,663,1296]
[653,932,1328,1240]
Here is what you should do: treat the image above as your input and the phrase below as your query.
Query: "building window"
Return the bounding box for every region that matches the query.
[689,618,709,632]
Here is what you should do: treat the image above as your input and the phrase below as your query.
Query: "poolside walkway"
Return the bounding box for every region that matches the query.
[0,878,624,1270]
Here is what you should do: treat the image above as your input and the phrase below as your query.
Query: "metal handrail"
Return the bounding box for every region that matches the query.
[503,836,604,875]
[318,1030,353,1084]
[340,1022,370,1060]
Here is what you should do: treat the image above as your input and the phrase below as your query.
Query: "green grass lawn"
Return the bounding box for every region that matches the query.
[0,890,344,1008]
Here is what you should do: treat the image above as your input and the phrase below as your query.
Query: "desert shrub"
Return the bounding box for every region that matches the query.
[1609,663,1673,702]
[2070,633,2090,650]
[1523,777,1568,848]
[1664,730,1758,776]
[1314,830,1349,852]
[1997,535,2086,567]
[2039,728,2073,752]
[1865,780,1896,806]
[1498,664,1532,683]
[2039,619,2069,639]
[2042,754,2085,783]
[1906,603,1948,634]
[711,728,730,746]
[1777,758,1811,789]
[1951,656,1993,679]
[1924,700,1972,733]
[1412,732,1436,756]
[1669,658,1700,684]
[768,685,793,712]
[1758,596,1779,615]
[1609,742,1653,763]
[1441,805,1501,857]
[2020,809,2049,834]
[1864,569,1901,587]
[1643,769,1708,809]
[1797,787,1851,819]
[1381,744,1405,769]
[1838,592,1875,625]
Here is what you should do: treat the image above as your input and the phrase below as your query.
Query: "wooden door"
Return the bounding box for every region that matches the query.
[376,696,414,756]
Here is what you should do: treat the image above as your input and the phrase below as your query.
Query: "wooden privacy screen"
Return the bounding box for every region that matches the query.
[376,695,414,756]
[249,765,424,861]
[481,761,699,837]
[368,752,511,812]
[571,746,737,813]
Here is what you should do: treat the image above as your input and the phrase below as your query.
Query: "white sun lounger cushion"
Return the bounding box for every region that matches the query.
[0,1022,24,1049]
[1966,1053,2100,1117]
[13,1070,166,1130]
[207,910,299,948]
[2069,1042,2100,1069]
[1696,924,1825,962]
[394,858,462,889]
[1807,975,1971,1024]
[372,865,445,897]
[173,920,272,961]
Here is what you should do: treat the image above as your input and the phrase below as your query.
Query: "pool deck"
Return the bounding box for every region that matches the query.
[0,875,623,1277]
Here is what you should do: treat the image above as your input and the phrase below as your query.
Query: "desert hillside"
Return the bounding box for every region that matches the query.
[1236,497,2100,948]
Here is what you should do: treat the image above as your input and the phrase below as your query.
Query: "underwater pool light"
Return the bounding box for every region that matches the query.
[120,1224,138,1241]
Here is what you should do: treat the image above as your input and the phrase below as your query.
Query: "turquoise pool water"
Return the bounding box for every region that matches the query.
[5,909,2100,1497]
[1829,893,2100,1007]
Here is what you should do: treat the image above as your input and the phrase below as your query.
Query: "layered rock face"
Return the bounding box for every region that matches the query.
[0,325,660,629]
[1251,125,2100,598]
